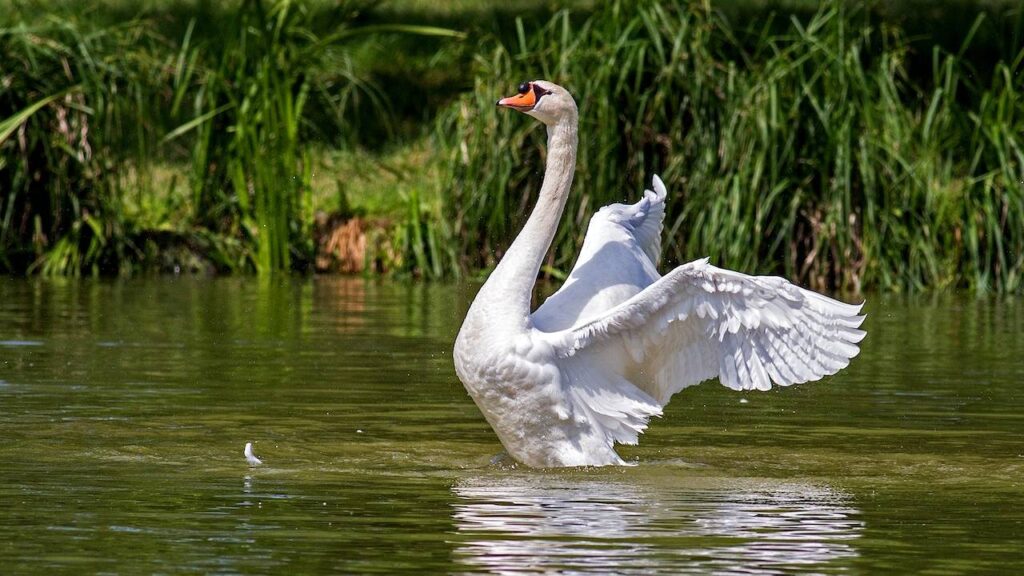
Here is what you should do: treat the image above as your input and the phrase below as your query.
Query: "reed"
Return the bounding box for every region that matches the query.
[164,0,321,273]
[1,0,459,275]
[165,1,462,273]
[1,0,1021,291]
[436,0,1024,292]
[0,16,168,275]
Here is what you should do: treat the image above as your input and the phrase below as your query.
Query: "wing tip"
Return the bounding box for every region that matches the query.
[846,326,867,343]
[651,174,667,200]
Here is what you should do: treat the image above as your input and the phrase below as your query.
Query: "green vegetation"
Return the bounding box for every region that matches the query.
[1,0,1022,292]
[0,0,458,274]
[439,1,1024,292]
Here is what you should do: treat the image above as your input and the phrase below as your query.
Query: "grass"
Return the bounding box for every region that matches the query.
[0,0,458,275]
[0,0,1022,291]
[0,16,163,275]
[433,0,1024,292]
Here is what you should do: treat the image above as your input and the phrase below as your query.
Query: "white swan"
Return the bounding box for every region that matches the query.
[453,81,865,467]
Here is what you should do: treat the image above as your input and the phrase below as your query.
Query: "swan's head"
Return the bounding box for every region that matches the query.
[497,80,577,125]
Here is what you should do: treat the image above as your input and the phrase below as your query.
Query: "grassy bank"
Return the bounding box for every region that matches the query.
[1,0,1022,292]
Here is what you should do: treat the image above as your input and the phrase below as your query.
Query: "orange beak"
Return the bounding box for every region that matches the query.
[497,88,537,111]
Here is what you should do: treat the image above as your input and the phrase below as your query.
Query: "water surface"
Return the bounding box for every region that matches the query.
[0,278,1021,573]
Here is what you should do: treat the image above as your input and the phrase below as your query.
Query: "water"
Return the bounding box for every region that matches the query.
[0,277,1021,573]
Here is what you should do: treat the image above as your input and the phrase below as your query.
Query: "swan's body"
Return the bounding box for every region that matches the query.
[453,81,865,467]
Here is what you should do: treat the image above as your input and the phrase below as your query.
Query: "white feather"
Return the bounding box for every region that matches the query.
[244,442,262,466]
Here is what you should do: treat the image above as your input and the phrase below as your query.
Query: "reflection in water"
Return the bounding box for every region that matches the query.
[452,474,862,574]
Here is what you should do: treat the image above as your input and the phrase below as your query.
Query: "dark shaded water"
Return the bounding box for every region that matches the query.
[0,277,1021,573]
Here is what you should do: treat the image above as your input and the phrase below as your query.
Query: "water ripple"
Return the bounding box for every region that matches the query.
[452,475,862,575]
[0,339,44,347]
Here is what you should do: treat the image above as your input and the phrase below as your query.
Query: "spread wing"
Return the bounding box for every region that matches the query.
[541,258,866,405]
[531,176,668,332]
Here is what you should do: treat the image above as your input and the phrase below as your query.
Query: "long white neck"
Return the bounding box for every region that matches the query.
[476,115,578,329]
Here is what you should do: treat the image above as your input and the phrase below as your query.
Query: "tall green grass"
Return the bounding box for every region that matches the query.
[161,0,459,273]
[1,0,459,275]
[166,1,320,273]
[0,17,167,275]
[436,0,1024,292]
[2,0,1021,291]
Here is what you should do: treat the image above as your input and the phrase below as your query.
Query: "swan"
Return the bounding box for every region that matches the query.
[453,80,865,467]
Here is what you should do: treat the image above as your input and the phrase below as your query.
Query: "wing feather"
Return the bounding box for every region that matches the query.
[532,176,668,332]
[541,258,866,402]
[632,175,668,265]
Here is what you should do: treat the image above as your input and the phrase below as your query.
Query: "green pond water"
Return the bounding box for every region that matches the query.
[0,277,1021,574]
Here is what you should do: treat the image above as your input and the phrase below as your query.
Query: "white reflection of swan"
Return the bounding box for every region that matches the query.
[451,474,862,574]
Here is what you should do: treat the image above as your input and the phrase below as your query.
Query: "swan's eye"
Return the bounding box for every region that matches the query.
[532,84,551,99]
[518,82,530,95]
